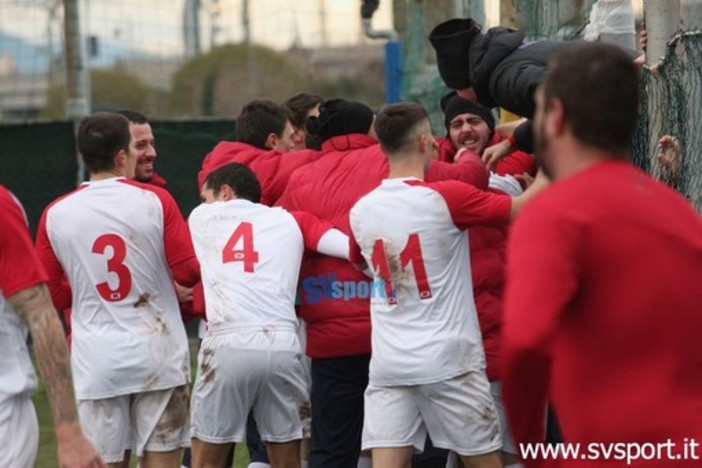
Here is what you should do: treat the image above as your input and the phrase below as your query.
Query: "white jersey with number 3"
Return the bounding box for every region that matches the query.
[349,178,511,386]
[36,178,194,400]
[188,199,332,329]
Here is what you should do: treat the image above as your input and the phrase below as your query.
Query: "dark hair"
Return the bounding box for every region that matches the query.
[204,163,262,203]
[236,100,290,150]
[115,109,149,125]
[77,112,131,173]
[542,42,640,155]
[374,102,429,154]
[283,92,323,129]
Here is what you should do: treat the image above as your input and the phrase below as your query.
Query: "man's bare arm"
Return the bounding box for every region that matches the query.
[9,284,104,468]
[10,284,76,425]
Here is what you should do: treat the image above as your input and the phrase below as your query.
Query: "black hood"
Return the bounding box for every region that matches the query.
[468,27,525,108]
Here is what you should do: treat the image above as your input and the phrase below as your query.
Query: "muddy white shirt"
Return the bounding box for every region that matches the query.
[35,178,195,400]
[0,186,43,406]
[188,199,343,331]
[349,178,511,386]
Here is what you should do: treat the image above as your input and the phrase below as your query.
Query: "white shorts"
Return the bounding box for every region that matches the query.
[0,395,38,468]
[297,319,312,439]
[490,381,516,455]
[191,326,309,444]
[78,385,190,463]
[362,371,502,456]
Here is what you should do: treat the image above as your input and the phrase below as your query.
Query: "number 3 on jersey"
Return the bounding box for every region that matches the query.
[92,234,132,301]
[371,233,433,304]
[222,222,260,272]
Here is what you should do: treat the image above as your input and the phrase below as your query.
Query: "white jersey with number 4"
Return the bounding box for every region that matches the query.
[188,199,338,330]
[349,178,511,386]
[36,178,196,400]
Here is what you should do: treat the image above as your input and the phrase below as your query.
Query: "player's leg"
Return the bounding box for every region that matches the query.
[0,395,39,468]
[308,354,370,468]
[255,336,308,468]
[416,372,502,468]
[191,332,266,467]
[363,383,426,468]
[372,447,414,468]
[133,384,189,467]
[76,395,131,467]
[191,438,233,468]
[246,411,270,467]
[267,441,302,468]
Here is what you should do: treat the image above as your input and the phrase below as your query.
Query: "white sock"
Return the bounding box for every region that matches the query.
[247,463,270,468]
[300,460,309,468]
[357,457,372,468]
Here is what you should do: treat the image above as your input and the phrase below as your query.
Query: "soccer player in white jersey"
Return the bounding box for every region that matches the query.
[348,102,546,468]
[188,163,349,468]
[35,113,200,468]
[0,185,105,468]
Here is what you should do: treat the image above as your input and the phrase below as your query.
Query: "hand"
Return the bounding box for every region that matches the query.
[656,135,681,182]
[453,147,469,163]
[482,139,514,171]
[513,172,535,190]
[640,27,647,51]
[56,423,106,468]
[174,282,193,303]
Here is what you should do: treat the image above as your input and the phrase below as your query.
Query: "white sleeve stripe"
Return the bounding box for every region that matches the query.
[317,229,349,260]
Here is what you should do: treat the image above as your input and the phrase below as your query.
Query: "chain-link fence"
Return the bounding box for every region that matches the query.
[0,0,391,121]
[633,31,702,212]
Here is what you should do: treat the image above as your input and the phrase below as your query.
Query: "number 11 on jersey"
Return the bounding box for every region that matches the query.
[370,233,433,304]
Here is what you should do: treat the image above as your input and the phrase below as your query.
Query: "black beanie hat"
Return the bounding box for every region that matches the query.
[429,18,481,90]
[306,99,375,142]
[443,95,495,132]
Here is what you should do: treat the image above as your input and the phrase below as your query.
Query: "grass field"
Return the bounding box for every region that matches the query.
[32,338,250,467]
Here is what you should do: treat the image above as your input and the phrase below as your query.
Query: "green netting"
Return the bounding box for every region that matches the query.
[400,0,596,133]
[0,119,235,234]
[633,31,702,212]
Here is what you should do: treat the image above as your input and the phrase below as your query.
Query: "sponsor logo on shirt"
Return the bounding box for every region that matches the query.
[300,273,389,304]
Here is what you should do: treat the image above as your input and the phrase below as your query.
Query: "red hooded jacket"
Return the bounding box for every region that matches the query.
[436,133,535,381]
[198,141,321,206]
[277,133,489,359]
[436,133,535,177]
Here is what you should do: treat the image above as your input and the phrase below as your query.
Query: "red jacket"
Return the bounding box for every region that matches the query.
[277,133,489,358]
[437,134,534,381]
[436,133,536,177]
[198,141,321,206]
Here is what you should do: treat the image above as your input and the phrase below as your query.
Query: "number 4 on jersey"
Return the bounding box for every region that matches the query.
[371,233,433,303]
[222,222,260,272]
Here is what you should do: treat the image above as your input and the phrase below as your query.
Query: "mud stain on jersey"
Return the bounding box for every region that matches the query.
[133,292,151,308]
[262,324,277,342]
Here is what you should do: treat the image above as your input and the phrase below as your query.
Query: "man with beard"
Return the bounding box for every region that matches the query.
[502,42,702,467]
[437,93,535,180]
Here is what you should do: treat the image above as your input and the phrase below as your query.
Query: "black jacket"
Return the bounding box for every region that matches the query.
[469,27,568,119]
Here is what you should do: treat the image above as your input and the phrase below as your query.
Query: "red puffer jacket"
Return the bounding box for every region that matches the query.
[438,133,534,381]
[198,141,321,206]
[277,133,489,358]
[436,133,536,177]
[468,204,508,381]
